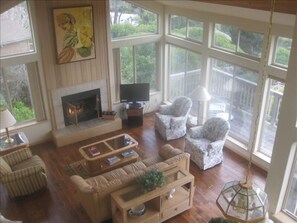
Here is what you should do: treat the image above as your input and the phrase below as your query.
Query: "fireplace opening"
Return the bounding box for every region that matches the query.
[62,89,102,126]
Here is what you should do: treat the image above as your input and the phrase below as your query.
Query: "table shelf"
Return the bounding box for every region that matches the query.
[111,166,195,223]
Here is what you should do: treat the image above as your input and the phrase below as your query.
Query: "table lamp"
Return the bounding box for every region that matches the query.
[190,86,211,125]
[0,108,16,144]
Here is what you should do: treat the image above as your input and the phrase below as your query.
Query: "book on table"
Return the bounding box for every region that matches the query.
[121,150,135,158]
[106,156,120,165]
[88,146,101,156]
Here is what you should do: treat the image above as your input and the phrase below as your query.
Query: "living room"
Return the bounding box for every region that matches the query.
[0,0,296,223]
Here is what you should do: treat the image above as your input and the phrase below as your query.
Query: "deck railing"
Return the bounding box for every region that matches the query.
[169,68,283,126]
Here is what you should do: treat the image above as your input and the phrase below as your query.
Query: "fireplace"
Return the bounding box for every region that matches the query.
[61,89,102,126]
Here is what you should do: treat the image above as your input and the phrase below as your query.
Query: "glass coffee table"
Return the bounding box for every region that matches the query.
[79,133,139,175]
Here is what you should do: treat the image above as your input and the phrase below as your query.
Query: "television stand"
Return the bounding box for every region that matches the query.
[129,101,142,108]
[126,103,144,126]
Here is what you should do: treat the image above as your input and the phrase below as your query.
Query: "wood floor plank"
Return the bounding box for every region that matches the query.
[0,114,267,223]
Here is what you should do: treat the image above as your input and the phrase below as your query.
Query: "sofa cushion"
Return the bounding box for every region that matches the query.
[12,155,45,171]
[142,156,163,167]
[122,161,147,174]
[85,175,108,187]
[102,168,128,181]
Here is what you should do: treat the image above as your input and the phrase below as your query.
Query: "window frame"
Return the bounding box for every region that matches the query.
[0,0,46,125]
[169,14,204,44]
[109,0,162,102]
[212,22,264,61]
[271,36,293,69]
[0,0,37,59]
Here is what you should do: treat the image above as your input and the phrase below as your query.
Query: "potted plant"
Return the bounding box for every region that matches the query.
[136,169,165,193]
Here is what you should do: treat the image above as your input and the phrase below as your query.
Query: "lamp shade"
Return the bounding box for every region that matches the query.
[190,86,211,102]
[0,108,16,129]
[216,180,268,223]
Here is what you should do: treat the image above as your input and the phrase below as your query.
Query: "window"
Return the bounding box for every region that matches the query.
[119,42,157,88]
[259,79,285,157]
[1,64,35,122]
[208,58,259,144]
[109,0,158,39]
[283,144,297,220]
[0,1,45,124]
[110,0,160,101]
[273,36,292,68]
[213,23,264,59]
[168,45,201,114]
[0,1,35,58]
[170,15,203,43]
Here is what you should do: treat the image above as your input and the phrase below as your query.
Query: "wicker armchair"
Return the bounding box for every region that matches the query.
[185,117,230,170]
[0,147,47,198]
[155,96,192,140]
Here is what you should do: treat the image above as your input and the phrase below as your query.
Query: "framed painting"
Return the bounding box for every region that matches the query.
[53,6,95,64]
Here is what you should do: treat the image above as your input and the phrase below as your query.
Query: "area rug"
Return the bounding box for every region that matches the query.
[65,149,147,179]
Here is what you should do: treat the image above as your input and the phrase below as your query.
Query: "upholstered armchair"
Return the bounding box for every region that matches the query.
[0,147,47,198]
[185,117,230,170]
[155,96,192,140]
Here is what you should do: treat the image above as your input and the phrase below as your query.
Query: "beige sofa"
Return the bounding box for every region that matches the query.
[70,144,190,223]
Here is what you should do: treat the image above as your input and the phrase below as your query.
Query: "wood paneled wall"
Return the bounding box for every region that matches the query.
[35,0,109,90]
[190,0,297,15]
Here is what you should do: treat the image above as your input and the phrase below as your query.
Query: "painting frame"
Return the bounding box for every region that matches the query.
[53,5,95,64]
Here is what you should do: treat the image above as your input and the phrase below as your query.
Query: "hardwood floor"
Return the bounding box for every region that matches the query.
[0,114,267,223]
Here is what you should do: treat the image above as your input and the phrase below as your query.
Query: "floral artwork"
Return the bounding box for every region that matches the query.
[53,6,95,64]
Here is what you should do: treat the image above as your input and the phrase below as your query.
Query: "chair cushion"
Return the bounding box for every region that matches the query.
[0,157,12,177]
[12,155,45,171]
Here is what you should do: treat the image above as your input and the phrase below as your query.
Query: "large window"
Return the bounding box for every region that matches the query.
[273,36,292,68]
[213,23,264,59]
[0,1,35,58]
[259,79,285,157]
[208,58,259,144]
[0,1,45,124]
[168,45,201,115]
[170,15,203,43]
[109,0,158,39]
[109,0,160,101]
[119,42,157,88]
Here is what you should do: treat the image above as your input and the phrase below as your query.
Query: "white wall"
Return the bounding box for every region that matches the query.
[265,11,297,219]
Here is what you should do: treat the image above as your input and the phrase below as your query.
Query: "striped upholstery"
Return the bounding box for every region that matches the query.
[0,148,47,198]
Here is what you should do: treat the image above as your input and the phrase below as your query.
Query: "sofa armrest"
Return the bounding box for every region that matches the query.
[3,147,33,166]
[170,116,186,129]
[188,126,204,139]
[165,153,190,171]
[70,175,95,194]
[159,144,183,160]
[159,104,173,115]
[1,165,46,183]
[207,140,225,156]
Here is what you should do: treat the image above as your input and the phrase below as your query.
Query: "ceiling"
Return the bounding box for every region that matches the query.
[190,0,297,15]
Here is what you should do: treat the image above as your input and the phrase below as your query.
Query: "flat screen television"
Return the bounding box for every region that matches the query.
[120,83,150,107]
